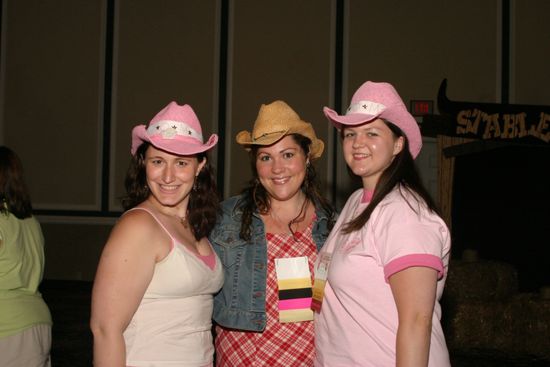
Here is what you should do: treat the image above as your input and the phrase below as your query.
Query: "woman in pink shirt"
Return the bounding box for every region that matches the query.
[314,81,451,366]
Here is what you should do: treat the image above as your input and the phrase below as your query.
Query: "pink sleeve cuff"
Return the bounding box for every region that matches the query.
[384,254,444,283]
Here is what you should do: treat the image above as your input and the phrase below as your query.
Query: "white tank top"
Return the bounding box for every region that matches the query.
[123,207,224,366]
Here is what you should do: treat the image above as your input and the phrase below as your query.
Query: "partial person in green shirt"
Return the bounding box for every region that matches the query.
[0,146,52,367]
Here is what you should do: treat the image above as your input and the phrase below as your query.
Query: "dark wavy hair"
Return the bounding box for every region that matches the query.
[237,134,336,241]
[122,142,220,240]
[342,121,440,233]
[0,146,33,219]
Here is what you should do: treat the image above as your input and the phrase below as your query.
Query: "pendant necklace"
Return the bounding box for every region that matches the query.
[175,213,189,228]
[270,197,308,241]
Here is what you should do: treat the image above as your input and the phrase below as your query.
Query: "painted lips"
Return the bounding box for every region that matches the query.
[159,184,180,192]
[271,177,290,185]
[353,153,371,159]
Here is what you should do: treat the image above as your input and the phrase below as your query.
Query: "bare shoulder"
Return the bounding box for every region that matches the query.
[113,209,157,237]
[104,209,167,257]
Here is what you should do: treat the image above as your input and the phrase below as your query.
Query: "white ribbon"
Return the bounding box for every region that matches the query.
[147,120,203,142]
[346,100,386,116]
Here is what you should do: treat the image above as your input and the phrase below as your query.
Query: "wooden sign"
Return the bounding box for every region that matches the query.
[422,79,550,146]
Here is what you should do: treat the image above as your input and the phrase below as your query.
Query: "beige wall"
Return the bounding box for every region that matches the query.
[225,0,334,198]
[2,0,105,211]
[513,0,550,105]
[1,0,549,281]
[111,0,221,211]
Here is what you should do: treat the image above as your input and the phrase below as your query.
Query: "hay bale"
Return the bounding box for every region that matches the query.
[444,259,518,302]
[444,293,550,359]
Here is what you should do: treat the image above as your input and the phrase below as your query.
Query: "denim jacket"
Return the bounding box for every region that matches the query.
[209,194,331,332]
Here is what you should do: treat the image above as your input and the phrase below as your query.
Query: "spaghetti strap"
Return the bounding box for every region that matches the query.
[125,207,176,250]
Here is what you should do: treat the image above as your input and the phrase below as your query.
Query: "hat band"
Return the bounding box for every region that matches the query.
[346,100,386,116]
[252,130,286,142]
[146,120,204,142]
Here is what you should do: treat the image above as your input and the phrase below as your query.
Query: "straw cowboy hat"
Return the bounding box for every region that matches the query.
[323,81,422,158]
[131,101,218,156]
[236,100,324,159]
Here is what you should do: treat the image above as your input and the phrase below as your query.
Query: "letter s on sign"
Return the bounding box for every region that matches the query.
[456,110,471,134]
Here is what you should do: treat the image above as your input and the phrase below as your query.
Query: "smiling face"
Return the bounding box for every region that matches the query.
[342,118,404,190]
[255,135,308,205]
[144,145,206,211]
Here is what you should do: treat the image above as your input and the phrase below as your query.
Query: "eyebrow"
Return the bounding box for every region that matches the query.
[147,155,192,160]
[347,126,379,132]
[258,147,298,155]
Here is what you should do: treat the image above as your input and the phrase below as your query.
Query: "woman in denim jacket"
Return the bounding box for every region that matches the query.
[210,100,335,366]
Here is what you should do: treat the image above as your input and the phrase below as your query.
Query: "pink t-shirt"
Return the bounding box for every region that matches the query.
[314,186,451,367]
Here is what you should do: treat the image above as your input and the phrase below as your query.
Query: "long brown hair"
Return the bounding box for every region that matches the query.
[237,134,335,241]
[342,121,440,233]
[0,146,33,219]
[122,142,220,240]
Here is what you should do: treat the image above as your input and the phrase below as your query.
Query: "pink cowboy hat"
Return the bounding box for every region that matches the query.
[323,81,422,158]
[131,101,218,156]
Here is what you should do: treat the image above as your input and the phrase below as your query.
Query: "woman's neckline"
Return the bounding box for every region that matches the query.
[362,189,374,203]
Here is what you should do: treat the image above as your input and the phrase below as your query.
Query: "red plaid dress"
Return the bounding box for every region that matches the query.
[215,222,317,366]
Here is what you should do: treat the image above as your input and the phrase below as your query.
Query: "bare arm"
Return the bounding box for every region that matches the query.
[389,266,438,367]
[90,211,167,367]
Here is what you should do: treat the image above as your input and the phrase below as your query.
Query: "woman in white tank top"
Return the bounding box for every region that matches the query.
[91,101,223,367]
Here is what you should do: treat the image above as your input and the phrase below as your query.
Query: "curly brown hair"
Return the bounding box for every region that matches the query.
[122,142,220,240]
